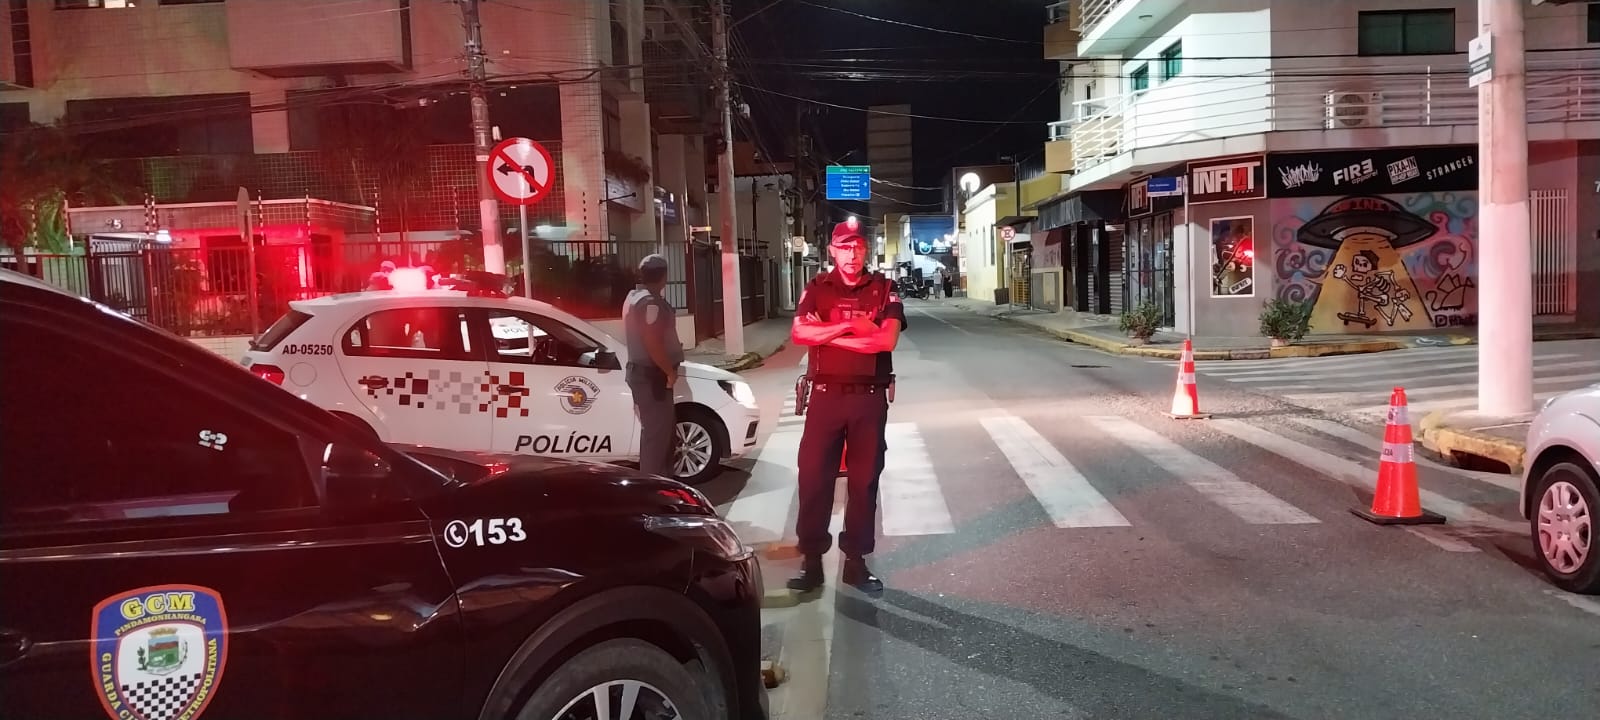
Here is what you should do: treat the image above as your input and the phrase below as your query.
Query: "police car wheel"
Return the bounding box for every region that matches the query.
[673,407,726,486]
[512,638,716,720]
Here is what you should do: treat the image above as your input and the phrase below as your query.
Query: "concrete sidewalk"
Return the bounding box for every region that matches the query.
[940,298,1599,362]
[684,313,792,371]
[938,298,1413,360]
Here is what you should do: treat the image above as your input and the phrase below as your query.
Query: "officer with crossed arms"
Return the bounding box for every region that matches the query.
[787,218,907,594]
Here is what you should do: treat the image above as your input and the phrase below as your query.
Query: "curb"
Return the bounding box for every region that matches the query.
[1417,409,1527,473]
[716,343,786,372]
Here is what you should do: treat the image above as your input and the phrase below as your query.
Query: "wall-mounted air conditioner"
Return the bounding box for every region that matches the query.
[1324,91,1382,129]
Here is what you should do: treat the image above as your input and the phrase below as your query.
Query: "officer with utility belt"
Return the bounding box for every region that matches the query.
[788,218,906,593]
[623,254,683,478]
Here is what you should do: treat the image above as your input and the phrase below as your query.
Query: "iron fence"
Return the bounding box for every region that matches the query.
[4,237,768,338]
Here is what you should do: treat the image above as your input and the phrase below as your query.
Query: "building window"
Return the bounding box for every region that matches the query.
[54,0,132,8]
[1357,9,1454,55]
[1589,2,1599,44]
[8,0,31,88]
[602,93,622,152]
[1158,42,1182,81]
[65,94,253,157]
[1130,65,1149,93]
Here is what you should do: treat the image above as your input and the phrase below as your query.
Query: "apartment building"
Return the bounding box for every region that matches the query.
[0,0,748,332]
[1035,0,1600,336]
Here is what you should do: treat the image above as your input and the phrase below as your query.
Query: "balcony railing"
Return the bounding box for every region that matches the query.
[1075,0,1120,33]
[1069,54,1600,173]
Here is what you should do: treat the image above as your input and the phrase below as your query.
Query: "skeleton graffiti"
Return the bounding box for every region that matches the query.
[1276,194,1478,333]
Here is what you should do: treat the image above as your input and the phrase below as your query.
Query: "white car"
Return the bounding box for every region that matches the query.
[1520,384,1600,594]
[240,282,761,484]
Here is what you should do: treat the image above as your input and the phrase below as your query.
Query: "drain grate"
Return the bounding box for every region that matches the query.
[1070,364,1107,369]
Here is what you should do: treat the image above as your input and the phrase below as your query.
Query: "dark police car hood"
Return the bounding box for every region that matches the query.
[392,445,714,516]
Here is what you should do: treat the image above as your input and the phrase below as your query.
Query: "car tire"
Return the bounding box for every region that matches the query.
[513,638,719,720]
[673,406,727,486]
[1530,460,1600,595]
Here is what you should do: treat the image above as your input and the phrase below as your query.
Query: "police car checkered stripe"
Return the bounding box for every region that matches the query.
[363,369,532,418]
[122,673,202,720]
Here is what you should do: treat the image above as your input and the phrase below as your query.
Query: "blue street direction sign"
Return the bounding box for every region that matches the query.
[1147,176,1184,197]
[826,165,872,201]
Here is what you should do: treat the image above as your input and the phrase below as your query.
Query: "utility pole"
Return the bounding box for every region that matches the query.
[463,0,505,275]
[1476,0,1533,416]
[713,0,745,354]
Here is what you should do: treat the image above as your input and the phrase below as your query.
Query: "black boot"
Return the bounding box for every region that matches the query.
[786,556,824,592]
[842,557,883,593]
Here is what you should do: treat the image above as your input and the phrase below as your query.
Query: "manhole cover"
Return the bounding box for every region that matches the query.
[1071,364,1107,369]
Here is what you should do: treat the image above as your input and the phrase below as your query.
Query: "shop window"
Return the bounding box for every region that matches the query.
[1358,9,1454,56]
[1158,42,1182,81]
[1589,2,1599,44]
[1130,65,1149,93]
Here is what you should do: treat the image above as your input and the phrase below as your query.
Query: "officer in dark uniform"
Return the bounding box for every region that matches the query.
[787,218,906,593]
[623,254,683,478]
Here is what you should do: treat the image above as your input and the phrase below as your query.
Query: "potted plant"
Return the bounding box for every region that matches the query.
[1118,301,1162,345]
[1259,298,1312,347]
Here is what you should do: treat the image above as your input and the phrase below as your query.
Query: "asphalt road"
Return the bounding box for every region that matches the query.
[700,301,1600,720]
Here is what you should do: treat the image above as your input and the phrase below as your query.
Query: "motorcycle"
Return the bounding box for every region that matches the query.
[895,275,928,300]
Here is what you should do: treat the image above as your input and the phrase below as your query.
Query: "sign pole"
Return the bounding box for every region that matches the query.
[520,198,532,299]
[237,186,261,337]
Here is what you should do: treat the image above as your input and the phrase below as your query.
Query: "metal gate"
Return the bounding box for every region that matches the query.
[1531,189,1575,316]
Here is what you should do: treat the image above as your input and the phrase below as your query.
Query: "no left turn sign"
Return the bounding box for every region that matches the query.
[488,137,555,205]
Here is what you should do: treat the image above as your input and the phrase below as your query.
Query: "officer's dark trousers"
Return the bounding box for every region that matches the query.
[795,383,889,559]
[627,364,676,477]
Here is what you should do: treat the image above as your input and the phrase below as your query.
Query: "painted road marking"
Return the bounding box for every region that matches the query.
[880,423,955,536]
[1285,417,1519,491]
[979,414,1131,528]
[721,430,800,545]
[1089,416,1319,525]
[1209,419,1522,534]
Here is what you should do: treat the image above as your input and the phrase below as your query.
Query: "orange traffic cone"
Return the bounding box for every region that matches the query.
[1352,387,1445,525]
[1166,338,1211,419]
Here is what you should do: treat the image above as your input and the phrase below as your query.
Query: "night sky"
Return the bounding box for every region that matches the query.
[731,0,1059,220]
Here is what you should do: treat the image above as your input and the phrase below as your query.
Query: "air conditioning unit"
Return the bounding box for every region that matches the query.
[1324,91,1382,129]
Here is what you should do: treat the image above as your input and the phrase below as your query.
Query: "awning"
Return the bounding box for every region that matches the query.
[995,215,1036,228]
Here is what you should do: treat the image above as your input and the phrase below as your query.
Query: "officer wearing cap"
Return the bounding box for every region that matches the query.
[623,254,683,478]
[787,217,906,594]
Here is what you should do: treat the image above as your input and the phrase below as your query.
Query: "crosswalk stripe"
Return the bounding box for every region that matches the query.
[1355,389,1568,417]
[1207,419,1522,534]
[879,424,955,537]
[720,430,800,544]
[1198,349,1529,377]
[1284,417,1519,491]
[1087,416,1319,525]
[1284,372,1600,406]
[978,414,1131,528]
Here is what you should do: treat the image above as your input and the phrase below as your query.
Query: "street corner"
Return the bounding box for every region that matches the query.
[1419,411,1529,473]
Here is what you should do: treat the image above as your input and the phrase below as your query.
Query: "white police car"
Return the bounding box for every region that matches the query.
[240,271,761,484]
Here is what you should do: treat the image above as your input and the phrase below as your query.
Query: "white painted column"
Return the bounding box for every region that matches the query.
[1476,0,1534,415]
[1173,215,1193,335]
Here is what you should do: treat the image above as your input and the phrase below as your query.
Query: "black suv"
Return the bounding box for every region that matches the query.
[0,270,768,720]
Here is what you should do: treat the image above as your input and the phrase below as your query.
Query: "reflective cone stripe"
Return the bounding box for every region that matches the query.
[1168,339,1208,419]
[1353,386,1444,525]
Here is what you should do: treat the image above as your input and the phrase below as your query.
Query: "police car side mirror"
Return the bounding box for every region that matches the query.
[322,443,392,506]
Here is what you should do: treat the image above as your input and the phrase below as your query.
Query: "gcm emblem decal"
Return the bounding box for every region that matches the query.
[91,585,228,720]
[557,375,600,415]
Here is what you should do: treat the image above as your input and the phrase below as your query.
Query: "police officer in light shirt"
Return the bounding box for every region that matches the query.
[623,254,683,478]
[787,218,907,594]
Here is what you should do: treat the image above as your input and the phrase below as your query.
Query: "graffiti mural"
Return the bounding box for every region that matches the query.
[1272,193,1478,333]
